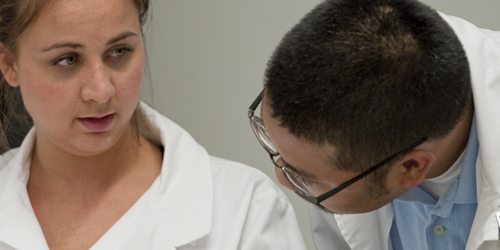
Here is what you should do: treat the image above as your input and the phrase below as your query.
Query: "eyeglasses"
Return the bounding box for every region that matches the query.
[248,89,427,205]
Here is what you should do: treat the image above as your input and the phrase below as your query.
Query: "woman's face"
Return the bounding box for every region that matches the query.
[6,0,144,156]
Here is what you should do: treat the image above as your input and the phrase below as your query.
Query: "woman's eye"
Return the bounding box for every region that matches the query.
[109,47,133,57]
[54,55,79,66]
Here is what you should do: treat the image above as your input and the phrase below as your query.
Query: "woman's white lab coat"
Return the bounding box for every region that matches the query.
[0,103,307,250]
[308,13,500,250]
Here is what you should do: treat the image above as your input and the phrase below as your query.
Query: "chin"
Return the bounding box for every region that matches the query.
[317,198,391,215]
[68,135,118,156]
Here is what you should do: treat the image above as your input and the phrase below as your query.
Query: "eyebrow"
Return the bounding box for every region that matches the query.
[106,31,138,46]
[42,31,139,52]
[42,43,83,52]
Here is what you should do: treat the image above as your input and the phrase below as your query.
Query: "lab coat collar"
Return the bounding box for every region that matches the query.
[121,102,215,247]
[0,102,214,249]
[334,205,394,250]
[0,130,50,249]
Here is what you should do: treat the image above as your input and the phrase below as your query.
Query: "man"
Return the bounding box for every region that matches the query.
[247,0,500,249]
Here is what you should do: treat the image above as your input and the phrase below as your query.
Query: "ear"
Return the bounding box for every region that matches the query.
[0,44,20,87]
[396,149,435,189]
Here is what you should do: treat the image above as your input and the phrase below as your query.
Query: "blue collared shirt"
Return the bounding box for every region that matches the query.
[390,116,479,250]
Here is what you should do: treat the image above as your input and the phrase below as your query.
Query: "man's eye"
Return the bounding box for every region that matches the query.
[302,178,315,186]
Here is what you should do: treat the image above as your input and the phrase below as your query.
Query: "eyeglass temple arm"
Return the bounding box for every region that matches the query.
[248,89,265,118]
[315,161,386,203]
[315,136,428,204]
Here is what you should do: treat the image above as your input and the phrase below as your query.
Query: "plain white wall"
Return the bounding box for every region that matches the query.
[143,1,500,249]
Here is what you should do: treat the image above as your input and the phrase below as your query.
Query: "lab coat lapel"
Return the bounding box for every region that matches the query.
[137,103,214,247]
[0,130,50,250]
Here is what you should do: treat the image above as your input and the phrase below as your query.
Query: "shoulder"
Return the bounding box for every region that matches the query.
[480,28,500,41]
[0,129,35,173]
[209,156,287,201]
[208,156,296,228]
[0,148,22,195]
[206,156,307,249]
[0,148,20,172]
[209,156,269,181]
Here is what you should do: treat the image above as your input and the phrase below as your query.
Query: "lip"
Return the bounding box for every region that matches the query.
[77,114,114,132]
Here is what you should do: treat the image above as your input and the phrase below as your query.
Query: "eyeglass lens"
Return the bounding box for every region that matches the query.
[251,113,318,201]
[251,117,279,155]
[281,167,315,196]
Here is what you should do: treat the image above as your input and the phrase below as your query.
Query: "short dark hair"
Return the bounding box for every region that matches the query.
[265,0,471,175]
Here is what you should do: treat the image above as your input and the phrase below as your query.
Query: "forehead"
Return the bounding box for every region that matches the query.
[40,0,136,24]
[261,92,339,180]
[18,0,140,49]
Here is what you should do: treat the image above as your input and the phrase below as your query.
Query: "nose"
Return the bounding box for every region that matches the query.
[275,166,295,191]
[81,61,115,103]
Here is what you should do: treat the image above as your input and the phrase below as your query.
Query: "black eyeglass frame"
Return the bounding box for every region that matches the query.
[248,89,427,204]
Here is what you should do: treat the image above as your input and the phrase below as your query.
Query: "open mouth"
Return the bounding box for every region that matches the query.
[78,114,114,132]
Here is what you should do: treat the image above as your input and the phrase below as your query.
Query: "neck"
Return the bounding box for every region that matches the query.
[425,103,473,179]
[28,126,161,196]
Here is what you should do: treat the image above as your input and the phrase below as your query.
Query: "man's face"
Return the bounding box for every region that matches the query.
[261,93,407,214]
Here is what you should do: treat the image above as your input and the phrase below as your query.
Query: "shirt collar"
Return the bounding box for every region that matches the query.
[394,115,478,215]
[454,115,478,204]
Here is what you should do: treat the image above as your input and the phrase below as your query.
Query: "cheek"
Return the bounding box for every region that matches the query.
[314,180,366,213]
[117,57,144,99]
[21,87,71,129]
[130,56,144,82]
[319,194,367,214]
[319,185,392,214]
[18,68,67,115]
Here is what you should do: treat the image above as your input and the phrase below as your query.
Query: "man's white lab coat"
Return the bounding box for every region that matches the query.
[0,103,307,250]
[308,13,500,250]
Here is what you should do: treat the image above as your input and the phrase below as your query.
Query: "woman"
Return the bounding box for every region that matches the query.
[0,0,306,249]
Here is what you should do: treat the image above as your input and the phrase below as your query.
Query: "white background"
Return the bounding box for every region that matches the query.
[143,1,500,249]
